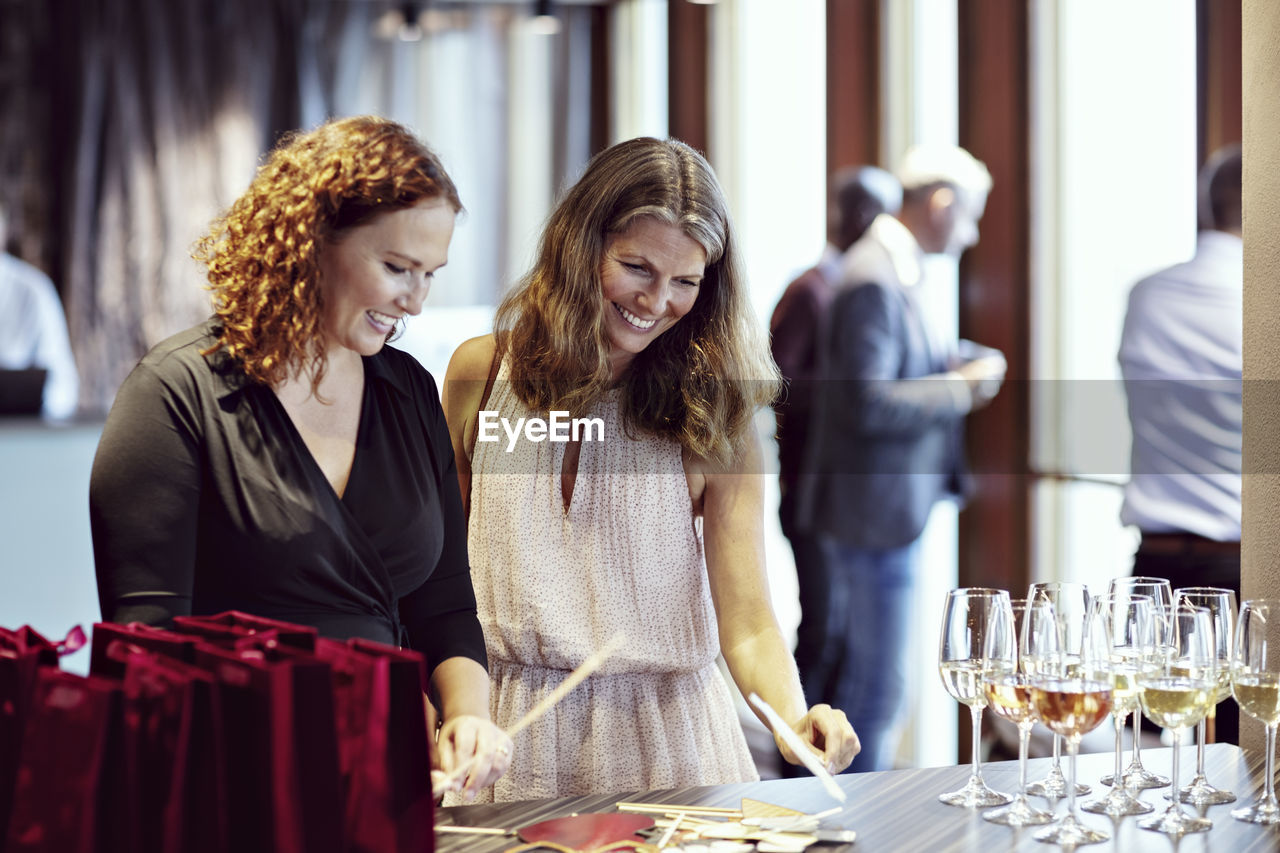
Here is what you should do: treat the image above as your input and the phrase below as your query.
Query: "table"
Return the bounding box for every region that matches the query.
[438,744,1280,852]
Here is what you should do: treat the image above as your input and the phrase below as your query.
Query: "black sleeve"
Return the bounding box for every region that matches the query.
[398,369,487,673]
[89,360,203,626]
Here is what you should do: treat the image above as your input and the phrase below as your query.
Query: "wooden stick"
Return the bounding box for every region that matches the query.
[434,825,512,836]
[616,802,741,817]
[654,812,684,848]
[433,633,626,797]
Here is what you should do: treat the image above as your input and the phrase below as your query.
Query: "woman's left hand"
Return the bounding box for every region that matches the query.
[434,714,513,800]
[777,704,860,775]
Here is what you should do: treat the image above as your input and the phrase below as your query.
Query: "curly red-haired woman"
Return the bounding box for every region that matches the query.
[90,115,509,796]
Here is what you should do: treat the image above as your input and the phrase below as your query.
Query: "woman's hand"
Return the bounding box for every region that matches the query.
[433,714,513,800]
[776,704,860,775]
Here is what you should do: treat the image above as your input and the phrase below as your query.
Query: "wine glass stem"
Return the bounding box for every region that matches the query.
[1018,721,1032,793]
[1052,732,1062,769]
[1265,724,1278,805]
[1196,717,1207,776]
[1066,737,1080,819]
[1113,712,1126,784]
[1132,711,1143,764]
[1170,728,1182,808]
[969,705,984,781]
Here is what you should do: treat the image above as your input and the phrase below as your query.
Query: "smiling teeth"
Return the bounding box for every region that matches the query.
[616,304,656,330]
[368,310,400,327]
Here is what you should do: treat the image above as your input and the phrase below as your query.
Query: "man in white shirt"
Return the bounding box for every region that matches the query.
[1118,143,1242,740]
[0,204,79,419]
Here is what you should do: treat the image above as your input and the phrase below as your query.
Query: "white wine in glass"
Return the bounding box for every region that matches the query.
[1173,586,1237,805]
[1138,605,1216,837]
[1082,592,1155,818]
[1102,575,1174,791]
[1232,599,1280,824]
[937,587,1014,808]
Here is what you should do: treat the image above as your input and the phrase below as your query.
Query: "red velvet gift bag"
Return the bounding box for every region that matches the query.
[316,638,434,853]
[351,639,434,853]
[192,643,344,853]
[4,669,127,853]
[173,611,318,651]
[0,627,61,844]
[89,621,204,676]
[116,646,228,853]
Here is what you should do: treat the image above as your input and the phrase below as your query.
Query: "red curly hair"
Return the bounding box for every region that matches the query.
[194,115,461,390]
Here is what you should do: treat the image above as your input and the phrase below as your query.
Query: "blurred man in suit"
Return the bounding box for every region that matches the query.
[799,145,1006,771]
[1119,143,1242,742]
[770,167,901,729]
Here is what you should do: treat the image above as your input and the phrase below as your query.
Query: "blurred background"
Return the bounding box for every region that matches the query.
[0,0,1242,772]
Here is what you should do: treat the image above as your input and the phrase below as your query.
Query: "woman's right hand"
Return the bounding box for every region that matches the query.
[434,714,513,800]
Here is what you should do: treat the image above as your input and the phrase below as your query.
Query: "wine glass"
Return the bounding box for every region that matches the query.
[1101,575,1174,791]
[1174,586,1237,805]
[1022,581,1091,798]
[1137,604,1216,836]
[937,587,1014,808]
[981,598,1054,826]
[1230,598,1280,824]
[1028,603,1115,846]
[1081,591,1156,817]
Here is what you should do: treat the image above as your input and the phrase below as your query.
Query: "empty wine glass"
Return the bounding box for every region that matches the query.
[981,598,1054,826]
[938,587,1014,808]
[1102,575,1173,791]
[1081,591,1155,818]
[1029,601,1115,846]
[1231,598,1280,824]
[1138,604,1216,836]
[1022,581,1091,798]
[1174,586,1237,805]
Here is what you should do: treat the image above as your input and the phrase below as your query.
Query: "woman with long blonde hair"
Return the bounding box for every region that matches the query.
[444,137,858,802]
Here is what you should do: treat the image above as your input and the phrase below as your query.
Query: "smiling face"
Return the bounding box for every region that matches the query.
[599,216,707,379]
[317,197,455,358]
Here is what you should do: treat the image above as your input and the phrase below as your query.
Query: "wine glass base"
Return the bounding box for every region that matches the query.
[1176,778,1236,805]
[983,795,1054,826]
[1139,808,1212,836]
[1025,779,1090,798]
[1081,787,1154,817]
[1099,766,1169,790]
[939,775,1013,808]
[1231,799,1280,825]
[1033,818,1109,846]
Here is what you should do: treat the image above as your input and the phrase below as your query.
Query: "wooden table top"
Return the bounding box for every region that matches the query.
[437,743,1280,852]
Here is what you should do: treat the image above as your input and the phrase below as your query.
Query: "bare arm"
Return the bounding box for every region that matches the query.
[441,334,498,519]
[698,427,860,773]
[430,655,511,798]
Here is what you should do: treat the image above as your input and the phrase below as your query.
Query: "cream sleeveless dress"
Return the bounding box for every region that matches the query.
[459,361,757,803]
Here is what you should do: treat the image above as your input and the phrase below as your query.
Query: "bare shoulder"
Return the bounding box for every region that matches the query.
[684,424,766,515]
[444,334,498,384]
[442,334,497,457]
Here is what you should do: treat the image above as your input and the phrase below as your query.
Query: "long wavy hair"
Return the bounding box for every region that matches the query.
[495,137,780,465]
[194,115,461,391]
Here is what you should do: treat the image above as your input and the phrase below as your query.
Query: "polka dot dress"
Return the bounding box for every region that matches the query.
[456,360,758,804]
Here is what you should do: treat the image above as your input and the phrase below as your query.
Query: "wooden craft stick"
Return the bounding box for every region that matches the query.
[506,632,625,739]
[434,825,512,836]
[433,632,626,797]
[616,802,742,817]
[654,812,684,848]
